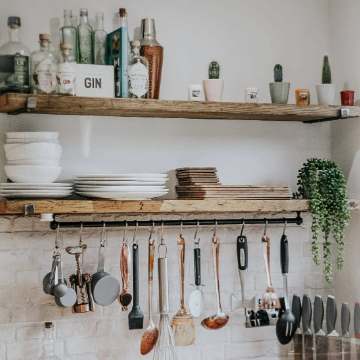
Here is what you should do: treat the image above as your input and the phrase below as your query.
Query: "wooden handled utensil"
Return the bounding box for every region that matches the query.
[119,224,132,311]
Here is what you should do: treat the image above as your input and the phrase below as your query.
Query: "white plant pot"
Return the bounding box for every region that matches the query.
[203,79,224,102]
[316,84,336,105]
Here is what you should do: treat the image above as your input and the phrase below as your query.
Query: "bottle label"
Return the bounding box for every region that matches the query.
[5,54,29,87]
[33,58,57,93]
[56,62,76,92]
[128,62,148,97]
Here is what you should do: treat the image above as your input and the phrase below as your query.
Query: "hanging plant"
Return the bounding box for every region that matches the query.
[295,158,350,283]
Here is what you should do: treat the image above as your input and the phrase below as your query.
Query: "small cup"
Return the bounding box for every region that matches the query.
[245,87,259,103]
[340,90,355,106]
[188,84,203,101]
[295,89,310,105]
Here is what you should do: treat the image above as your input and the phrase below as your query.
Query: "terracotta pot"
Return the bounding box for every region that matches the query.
[269,82,290,104]
[316,84,336,105]
[203,79,224,102]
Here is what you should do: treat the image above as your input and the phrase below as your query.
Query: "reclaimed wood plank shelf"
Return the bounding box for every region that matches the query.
[0,93,359,122]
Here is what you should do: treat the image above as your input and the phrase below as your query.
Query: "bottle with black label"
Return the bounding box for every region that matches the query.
[0,16,30,94]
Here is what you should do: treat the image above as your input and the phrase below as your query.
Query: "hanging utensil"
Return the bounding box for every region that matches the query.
[231,221,258,314]
[189,220,205,318]
[292,294,302,360]
[140,222,159,355]
[261,221,280,309]
[326,295,342,360]
[276,226,297,345]
[314,295,327,360]
[341,302,351,360]
[201,221,229,330]
[53,249,67,298]
[302,295,314,360]
[129,222,144,330]
[153,222,178,360]
[119,222,132,311]
[354,303,360,360]
[91,223,121,306]
[171,221,195,346]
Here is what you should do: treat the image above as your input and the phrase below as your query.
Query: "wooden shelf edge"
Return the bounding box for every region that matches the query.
[1,93,359,122]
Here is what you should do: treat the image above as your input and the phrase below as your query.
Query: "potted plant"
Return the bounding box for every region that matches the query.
[203,61,224,101]
[295,158,350,283]
[316,55,336,105]
[269,64,290,104]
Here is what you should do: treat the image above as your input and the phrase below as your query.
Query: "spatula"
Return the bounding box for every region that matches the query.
[302,294,314,360]
[292,295,302,360]
[341,302,351,360]
[314,295,327,360]
[326,295,342,360]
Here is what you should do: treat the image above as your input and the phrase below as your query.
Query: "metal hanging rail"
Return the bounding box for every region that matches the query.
[50,212,302,230]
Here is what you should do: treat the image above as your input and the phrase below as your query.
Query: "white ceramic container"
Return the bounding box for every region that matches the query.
[316,84,336,105]
[6,132,59,140]
[203,79,224,101]
[4,165,62,183]
[4,143,62,161]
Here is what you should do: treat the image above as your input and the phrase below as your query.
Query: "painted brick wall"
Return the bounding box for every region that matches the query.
[0,213,332,359]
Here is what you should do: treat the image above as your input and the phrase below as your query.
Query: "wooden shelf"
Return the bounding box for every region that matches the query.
[0,93,359,122]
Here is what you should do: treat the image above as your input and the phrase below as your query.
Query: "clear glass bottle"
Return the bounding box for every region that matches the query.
[31,34,57,94]
[118,8,129,98]
[56,43,76,96]
[0,16,30,94]
[128,40,149,99]
[93,12,107,65]
[39,322,60,360]
[60,10,78,62]
[77,8,93,64]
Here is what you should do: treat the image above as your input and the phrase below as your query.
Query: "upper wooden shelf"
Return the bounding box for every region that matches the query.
[0,93,359,123]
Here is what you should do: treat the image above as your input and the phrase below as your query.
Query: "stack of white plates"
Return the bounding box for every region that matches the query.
[0,183,73,199]
[74,174,169,200]
[4,132,62,183]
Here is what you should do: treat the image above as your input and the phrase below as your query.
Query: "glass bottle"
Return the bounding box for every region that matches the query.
[39,322,60,360]
[56,43,76,96]
[128,40,149,99]
[93,12,107,65]
[31,34,57,94]
[0,16,30,94]
[139,19,163,99]
[77,8,93,64]
[118,8,129,98]
[60,10,78,62]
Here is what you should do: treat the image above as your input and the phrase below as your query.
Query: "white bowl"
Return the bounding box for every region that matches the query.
[7,159,60,166]
[4,165,62,183]
[6,132,59,140]
[6,139,59,144]
[4,143,62,161]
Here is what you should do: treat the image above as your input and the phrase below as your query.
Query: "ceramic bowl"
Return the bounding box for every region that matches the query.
[6,132,59,140]
[4,165,62,183]
[4,143,62,161]
[7,159,60,166]
[6,139,59,144]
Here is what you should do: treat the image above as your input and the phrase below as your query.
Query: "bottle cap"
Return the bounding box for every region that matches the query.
[80,8,88,15]
[119,8,126,17]
[39,34,50,40]
[140,19,156,40]
[64,9,72,17]
[60,43,72,50]
[8,16,20,27]
[45,322,53,328]
[131,40,140,47]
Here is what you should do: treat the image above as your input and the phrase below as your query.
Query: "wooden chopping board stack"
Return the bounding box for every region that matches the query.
[175,167,292,200]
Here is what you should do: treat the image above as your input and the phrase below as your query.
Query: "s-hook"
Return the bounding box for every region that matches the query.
[100,222,106,248]
[283,219,287,236]
[123,221,128,244]
[158,220,167,258]
[194,220,200,247]
[240,219,245,237]
[133,220,138,245]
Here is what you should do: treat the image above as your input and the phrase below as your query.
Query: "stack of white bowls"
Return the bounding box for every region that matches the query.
[4,132,62,183]
[1,132,72,199]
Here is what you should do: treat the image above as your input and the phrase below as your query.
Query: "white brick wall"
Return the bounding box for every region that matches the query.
[0,213,332,359]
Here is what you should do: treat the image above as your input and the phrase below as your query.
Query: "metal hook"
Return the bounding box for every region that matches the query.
[158,220,167,257]
[263,219,268,236]
[55,223,60,249]
[133,220,138,244]
[240,219,245,237]
[194,220,200,245]
[283,218,287,236]
[79,222,83,246]
[123,221,128,244]
[100,222,106,247]
[180,219,183,238]
[213,219,217,237]
[149,220,155,240]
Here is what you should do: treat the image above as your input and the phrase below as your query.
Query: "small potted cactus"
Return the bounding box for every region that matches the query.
[316,55,336,105]
[203,61,224,101]
[269,64,290,104]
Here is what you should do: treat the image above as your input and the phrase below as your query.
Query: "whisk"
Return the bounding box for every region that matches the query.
[153,224,178,360]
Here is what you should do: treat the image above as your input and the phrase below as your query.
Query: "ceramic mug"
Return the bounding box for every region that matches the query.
[188,84,203,101]
[245,87,259,103]
[340,90,355,106]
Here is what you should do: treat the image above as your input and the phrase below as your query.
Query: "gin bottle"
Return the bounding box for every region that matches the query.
[0,16,30,94]
[128,41,149,99]
[93,12,107,65]
[60,10,78,62]
[39,322,60,360]
[56,43,76,96]
[77,8,93,64]
[31,34,57,94]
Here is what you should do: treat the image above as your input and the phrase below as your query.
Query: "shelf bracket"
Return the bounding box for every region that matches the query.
[305,107,350,124]
[8,96,37,115]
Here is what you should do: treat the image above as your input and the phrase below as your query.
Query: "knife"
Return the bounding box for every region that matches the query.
[302,294,314,360]
[354,303,360,360]
[314,295,327,360]
[326,295,341,360]
[341,302,351,360]
[292,295,302,360]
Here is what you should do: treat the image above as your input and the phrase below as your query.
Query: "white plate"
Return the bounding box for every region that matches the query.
[0,183,73,188]
[76,191,168,200]
[7,159,60,166]
[6,139,59,144]
[75,177,168,182]
[0,193,72,199]
[6,132,59,140]
[74,180,167,186]
[0,189,72,194]
[75,186,167,192]
[75,173,168,179]
[0,187,72,192]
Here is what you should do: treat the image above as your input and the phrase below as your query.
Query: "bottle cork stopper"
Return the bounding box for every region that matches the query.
[45,322,53,328]
[60,43,72,50]
[39,34,50,40]
[119,8,126,17]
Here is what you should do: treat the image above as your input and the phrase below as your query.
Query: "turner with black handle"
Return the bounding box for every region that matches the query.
[326,295,341,360]
[341,302,351,360]
[314,295,327,360]
[292,295,302,360]
[303,294,314,360]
